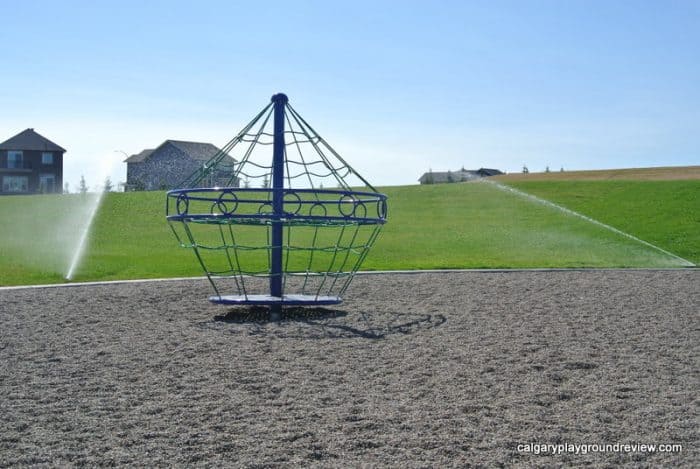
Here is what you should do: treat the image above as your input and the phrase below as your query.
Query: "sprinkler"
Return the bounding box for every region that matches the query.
[166,94,388,320]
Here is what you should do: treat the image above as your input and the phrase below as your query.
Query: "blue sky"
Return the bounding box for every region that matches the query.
[2,0,698,189]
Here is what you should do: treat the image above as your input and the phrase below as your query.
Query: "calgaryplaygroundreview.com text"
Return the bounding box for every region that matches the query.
[517,442,683,456]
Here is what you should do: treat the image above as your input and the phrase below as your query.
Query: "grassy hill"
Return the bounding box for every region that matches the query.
[504,179,698,264]
[0,174,697,286]
[494,165,700,181]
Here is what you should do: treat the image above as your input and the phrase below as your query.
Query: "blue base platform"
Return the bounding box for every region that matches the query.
[209,294,343,306]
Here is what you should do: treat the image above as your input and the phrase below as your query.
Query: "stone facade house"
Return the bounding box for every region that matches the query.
[124,140,237,190]
[418,167,503,184]
[0,128,65,195]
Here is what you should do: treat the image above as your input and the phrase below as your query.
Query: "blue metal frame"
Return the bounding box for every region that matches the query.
[269,94,288,318]
[165,93,387,319]
[166,188,388,225]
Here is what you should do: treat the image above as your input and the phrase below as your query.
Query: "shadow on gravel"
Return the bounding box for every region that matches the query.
[205,307,447,340]
[214,306,348,323]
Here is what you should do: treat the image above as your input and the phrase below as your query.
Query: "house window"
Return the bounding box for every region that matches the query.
[2,175,29,192]
[40,174,56,193]
[7,151,23,169]
[42,152,54,165]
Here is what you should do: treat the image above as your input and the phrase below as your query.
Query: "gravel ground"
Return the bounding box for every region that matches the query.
[1,270,698,467]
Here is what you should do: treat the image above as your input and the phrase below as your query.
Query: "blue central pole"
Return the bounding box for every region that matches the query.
[270,93,287,320]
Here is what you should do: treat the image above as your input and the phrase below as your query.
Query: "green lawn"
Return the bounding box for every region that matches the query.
[365,181,697,270]
[506,180,699,265]
[0,179,696,286]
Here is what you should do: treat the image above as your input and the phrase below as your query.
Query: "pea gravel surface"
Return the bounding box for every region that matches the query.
[1,270,698,467]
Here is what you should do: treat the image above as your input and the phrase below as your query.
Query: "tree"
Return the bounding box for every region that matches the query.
[103,177,113,192]
[560,166,565,172]
[79,175,88,194]
[545,166,550,173]
[522,165,529,174]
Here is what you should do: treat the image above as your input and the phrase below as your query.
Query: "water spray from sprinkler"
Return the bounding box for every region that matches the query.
[65,154,118,280]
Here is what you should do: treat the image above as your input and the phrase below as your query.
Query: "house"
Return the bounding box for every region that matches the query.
[475,168,504,177]
[0,128,65,195]
[124,140,237,190]
[418,167,503,184]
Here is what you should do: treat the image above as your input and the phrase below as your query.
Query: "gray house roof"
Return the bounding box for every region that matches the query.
[167,140,225,162]
[124,149,154,163]
[124,140,233,164]
[418,167,503,183]
[0,128,66,152]
[477,168,503,177]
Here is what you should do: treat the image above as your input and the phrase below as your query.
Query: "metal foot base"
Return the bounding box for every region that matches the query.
[209,294,343,306]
